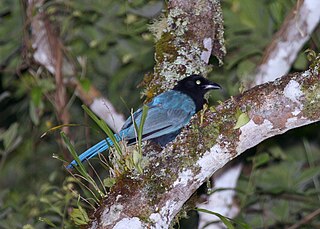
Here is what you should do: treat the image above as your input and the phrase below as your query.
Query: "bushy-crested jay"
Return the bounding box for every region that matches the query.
[67,75,221,168]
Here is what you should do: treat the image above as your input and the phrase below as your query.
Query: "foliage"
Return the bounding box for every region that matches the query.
[47,0,159,113]
[235,133,320,228]
[0,0,161,227]
[58,104,149,219]
[0,0,319,228]
[196,208,250,229]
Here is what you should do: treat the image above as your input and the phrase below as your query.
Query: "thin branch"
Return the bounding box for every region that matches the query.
[287,208,320,229]
[253,0,320,86]
[26,0,125,132]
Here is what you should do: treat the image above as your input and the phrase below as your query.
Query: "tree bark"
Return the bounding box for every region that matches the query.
[88,0,320,228]
[90,67,320,228]
[198,1,320,226]
[253,0,320,86]
[144,0,225,97]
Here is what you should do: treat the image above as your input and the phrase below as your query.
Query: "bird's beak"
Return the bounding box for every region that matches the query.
[204,82,221,90]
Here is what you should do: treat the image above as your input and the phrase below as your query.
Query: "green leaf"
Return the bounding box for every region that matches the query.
[270,200,289,222]
[196,208,234,229]
[60,132,87,176]
[236,60,255,79]
[138,105,149,150]
[293,52,308,70]
[3,122,18,149]
[253,153,270,168]
[22,224,35,229]
[79,78,91,92]
[234,112,250,129]
[103,177,116,188]
[132,150,143,173]
[29,101,40,126]
[38,217,56,227]
[38,78,55,93]
[196,208,250,229]
[269,145,287,160]
[31,87,42,107]
[294,167,320,187]
[70,206,89,226]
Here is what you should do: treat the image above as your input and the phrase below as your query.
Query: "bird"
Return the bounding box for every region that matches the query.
[67,74,221,168]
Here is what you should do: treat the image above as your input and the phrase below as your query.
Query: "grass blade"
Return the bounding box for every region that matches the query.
[60,131,87,176]
[196,208,250,229]
[61,132,105,199]
[138,105,149,149]
[196,208,234,229]
[82,105,122,156]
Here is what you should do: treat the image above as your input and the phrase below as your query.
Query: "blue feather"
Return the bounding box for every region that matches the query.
[66,75,221,169]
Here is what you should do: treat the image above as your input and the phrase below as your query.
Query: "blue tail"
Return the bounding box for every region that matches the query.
[66,135,118,169]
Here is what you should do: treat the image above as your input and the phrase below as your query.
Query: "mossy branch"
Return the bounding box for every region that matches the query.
[89,67,320,228]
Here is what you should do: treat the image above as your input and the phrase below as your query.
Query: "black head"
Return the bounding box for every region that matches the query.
[173,74,221,112]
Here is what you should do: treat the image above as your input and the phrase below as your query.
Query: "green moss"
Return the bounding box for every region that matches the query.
[305,49,320,76]
[198,102,241,157]
[300,50,320,119]
[154,32,178,64]
[301,74,320,120]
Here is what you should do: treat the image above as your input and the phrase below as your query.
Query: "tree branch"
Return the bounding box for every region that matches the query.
[67,78,125,132]
[145,0,225,96]
[253,0,320,86]
[88,0,320,228]
[198,1,320,226]
[89,66,320,228]
[26,0,125,132]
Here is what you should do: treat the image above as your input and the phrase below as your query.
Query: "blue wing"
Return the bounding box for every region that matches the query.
[67,90,196,168]
[120,90,196,143]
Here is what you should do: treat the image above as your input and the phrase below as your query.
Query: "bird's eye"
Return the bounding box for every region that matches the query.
[196,80,201,85]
